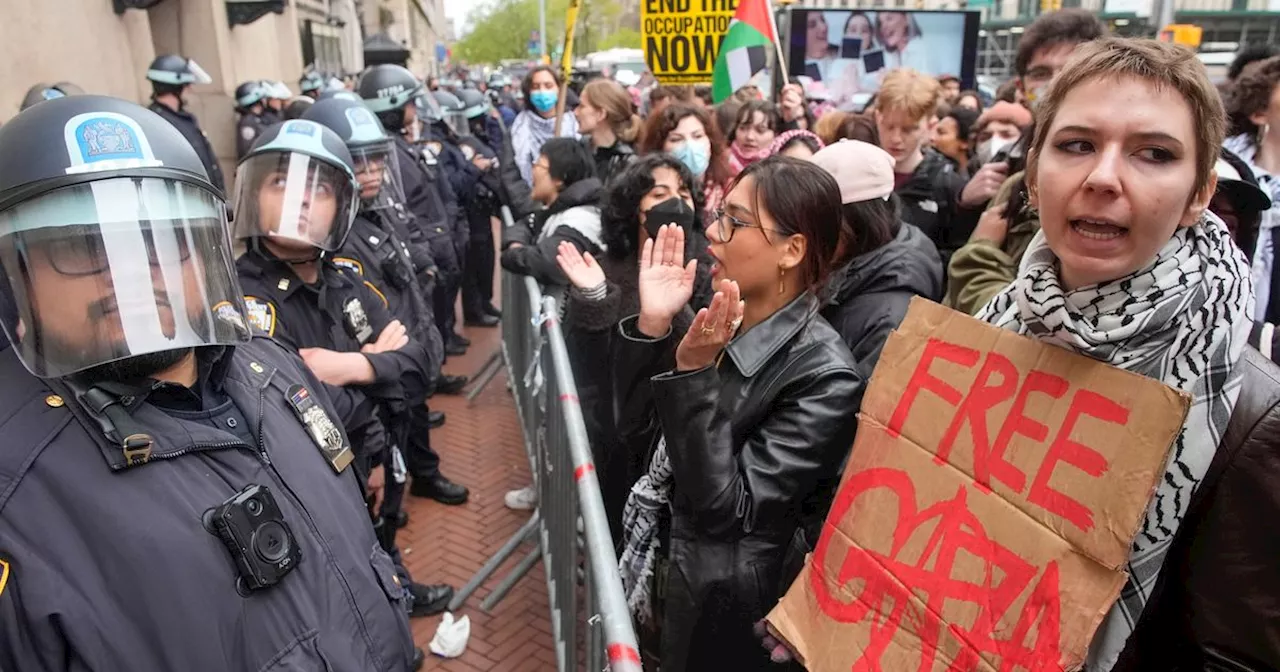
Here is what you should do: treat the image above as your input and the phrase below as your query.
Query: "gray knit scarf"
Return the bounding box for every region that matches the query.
[976,212,1253,670]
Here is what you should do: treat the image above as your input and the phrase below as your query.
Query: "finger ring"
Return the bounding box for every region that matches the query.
[728,318,743,332]
[700,325,716,336]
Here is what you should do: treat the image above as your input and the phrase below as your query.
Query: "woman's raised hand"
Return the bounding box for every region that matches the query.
[675,279,744,372]
[556,241,606,290]
[637,224,697,338]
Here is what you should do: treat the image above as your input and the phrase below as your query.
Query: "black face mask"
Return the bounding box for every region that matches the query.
[643,197,696,239]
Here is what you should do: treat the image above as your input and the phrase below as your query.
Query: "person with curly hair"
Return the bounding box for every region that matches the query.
[1225,54,1280,322]
[639,104,733,219]
[553,154,714,541]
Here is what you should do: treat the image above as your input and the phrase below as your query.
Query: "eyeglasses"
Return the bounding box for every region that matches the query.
[22,227,193,277]
[710,208,775,243]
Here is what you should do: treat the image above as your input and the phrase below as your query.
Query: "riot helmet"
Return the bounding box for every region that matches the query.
[21,83,72,112]
[432,89,469,137]
[302,98,406,212]
[235,81,268,111]
[299,71,325,96]
[457,88,491,120]
[0,95,250,378]
[231,120,359,257]
[317,90,364,103]
[146,54,212,96]
[53,82,85,96]
[357,65,422,114]
[415,91,444,124]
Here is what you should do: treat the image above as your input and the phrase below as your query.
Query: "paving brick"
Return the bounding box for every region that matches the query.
[408,318,559,672]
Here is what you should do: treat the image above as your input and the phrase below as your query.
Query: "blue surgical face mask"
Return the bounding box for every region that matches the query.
[530,89,558,114]
[671,140,710,178]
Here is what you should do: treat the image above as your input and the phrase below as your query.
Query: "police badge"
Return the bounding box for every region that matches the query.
[342,297,373,344]
[284,384,353,473]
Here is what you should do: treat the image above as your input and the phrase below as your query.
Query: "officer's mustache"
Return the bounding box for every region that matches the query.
[86,293,173,321]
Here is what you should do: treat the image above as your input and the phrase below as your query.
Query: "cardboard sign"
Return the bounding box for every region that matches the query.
[642,0,736,85]
[767,298,1189,672]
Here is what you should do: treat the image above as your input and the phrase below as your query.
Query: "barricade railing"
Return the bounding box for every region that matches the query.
[449,206,642,672]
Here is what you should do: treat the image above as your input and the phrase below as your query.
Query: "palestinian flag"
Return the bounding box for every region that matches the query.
[711,0,777,103]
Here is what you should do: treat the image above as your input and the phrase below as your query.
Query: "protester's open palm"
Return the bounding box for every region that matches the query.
[676,279,744,371]
[637,224,697,335]
[556,241,606,290]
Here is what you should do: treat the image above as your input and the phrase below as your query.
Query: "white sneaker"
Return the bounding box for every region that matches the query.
[504,485,537,510]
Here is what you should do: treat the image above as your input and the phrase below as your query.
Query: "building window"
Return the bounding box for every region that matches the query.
[302,19,343,73]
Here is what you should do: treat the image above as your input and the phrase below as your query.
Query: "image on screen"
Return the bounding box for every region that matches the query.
[787,10,977,109]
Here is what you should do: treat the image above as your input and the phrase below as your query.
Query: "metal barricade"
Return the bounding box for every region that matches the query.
[449,232,642,670]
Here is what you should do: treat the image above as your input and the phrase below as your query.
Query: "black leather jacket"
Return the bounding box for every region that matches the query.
[613,295,863,672]
[1115,346,1280,672]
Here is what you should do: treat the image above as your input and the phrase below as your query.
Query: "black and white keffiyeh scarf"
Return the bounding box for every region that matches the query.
[976,213,1254,670]
[618,436,673,625]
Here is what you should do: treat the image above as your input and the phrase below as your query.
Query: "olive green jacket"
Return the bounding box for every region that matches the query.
[944,170,1041,315]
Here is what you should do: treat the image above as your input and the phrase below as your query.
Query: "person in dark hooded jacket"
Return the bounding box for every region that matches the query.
[812,140,944,387]
[873,70,967,270]
[501,138,605,287]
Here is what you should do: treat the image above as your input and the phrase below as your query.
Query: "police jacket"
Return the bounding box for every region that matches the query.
[612,296,863,672]
[0,339,415,671]
[235,250,431,408]
[426,128,481,210]
[149,101,225,192]
[236,111,270,160]
[336,213,444,380]
[393,137,457,265]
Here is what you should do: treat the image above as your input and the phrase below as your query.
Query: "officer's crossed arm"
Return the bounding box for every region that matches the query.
[349,280,431,403]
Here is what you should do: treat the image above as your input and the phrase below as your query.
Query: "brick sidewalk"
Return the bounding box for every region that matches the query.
[399,322,558,672]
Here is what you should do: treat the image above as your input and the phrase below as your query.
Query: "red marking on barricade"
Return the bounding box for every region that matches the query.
[607,643,642,663]
[559,393,579,404]
[574,463,595,481]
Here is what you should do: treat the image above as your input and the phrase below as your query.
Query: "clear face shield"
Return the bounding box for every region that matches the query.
[186,59,214,85]
[350,141,406,212]
[231,152,359,256]
[447,112,471,137]
[0,178,250,378]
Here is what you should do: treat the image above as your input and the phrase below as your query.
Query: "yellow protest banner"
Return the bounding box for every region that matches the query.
[642,0,736,85]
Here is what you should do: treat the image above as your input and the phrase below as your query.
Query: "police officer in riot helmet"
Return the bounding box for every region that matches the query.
[357,64,476,358]
[260,80,291,125]
[300,70,325,98]
[230,119,458,618]
[0,95,417,671]
[146,53,225,192]
[459,87,505,154]
[454,88,505,323]
[234,80,270,159]
[303,96,471,507]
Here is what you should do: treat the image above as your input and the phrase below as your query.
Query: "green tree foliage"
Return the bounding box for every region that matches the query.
[454,0,569,64]
[455,0,642,65]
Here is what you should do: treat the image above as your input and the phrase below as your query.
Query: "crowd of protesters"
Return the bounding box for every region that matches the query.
[3,7,1280,672]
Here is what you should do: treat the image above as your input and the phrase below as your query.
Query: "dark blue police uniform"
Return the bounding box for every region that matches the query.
[0,337,414,671]
[393,136,463,343]
[148,101,225,192]
[233,250,431,406]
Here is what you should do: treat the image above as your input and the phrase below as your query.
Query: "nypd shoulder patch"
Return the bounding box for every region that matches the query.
[243,296,277,337]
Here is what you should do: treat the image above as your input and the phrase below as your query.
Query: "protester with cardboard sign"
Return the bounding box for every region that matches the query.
[614,156,862,671]
[763,37,1262,672]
